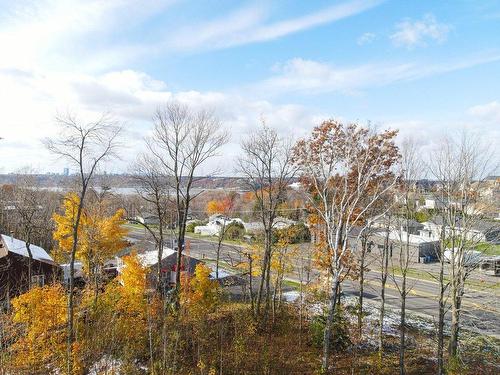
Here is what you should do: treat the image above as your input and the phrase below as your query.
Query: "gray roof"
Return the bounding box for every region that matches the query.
[1,234,54,263]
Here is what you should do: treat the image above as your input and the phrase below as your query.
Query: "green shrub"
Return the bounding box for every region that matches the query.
[186,220,206,233]
[224,222,245,240]
[310,306,351,352]
[274,222,311,244]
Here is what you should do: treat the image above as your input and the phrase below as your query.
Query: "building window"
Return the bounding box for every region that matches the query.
[31,275,45,288]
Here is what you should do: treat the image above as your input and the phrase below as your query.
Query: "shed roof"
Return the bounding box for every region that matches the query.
[1,234,54,263]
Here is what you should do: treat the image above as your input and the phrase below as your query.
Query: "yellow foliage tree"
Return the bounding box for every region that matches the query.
[9,284,82,374]
[181,263,220,319]
[113,253,149,355]
[52,193,82,263]
[53,193,128,289]
[271,227,299,311]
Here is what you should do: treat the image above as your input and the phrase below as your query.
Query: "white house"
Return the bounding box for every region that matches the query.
[195,216,244,236]
[422,220,488,243]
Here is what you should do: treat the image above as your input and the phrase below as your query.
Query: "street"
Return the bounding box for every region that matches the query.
[126,225,500,337]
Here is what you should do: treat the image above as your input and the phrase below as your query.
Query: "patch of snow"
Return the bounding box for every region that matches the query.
[208,263,232,279]
[283,290,301,302]
[88,355,123,375]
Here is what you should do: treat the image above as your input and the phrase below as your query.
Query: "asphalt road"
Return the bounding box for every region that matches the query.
[126,226,500,337]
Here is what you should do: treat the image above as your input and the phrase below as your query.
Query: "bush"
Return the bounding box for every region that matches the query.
[414,210,431,223]
[274,222,311,244]
[310,306,351,352]
[186,220,206,233]
[224,222,245,240]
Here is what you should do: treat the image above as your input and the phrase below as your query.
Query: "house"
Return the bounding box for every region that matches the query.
[243,216,297,233]
[243,221,265,233]
[422,218,500,244]
[363,229,440,263]
[273,216,297,230]
[195,216,244,236]
[133,213,160,225]
[423,198,446,210]
[0,234,61,305]
[117,248,201,291]
[370,216,424,235]
[60,261,86,287]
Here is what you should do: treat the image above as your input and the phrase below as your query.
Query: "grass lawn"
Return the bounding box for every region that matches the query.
[475,242,500,256]
[282,279,301,289]
[185,231,246,247]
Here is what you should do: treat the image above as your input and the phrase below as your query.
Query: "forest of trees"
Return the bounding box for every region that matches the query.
[0,102,498,374]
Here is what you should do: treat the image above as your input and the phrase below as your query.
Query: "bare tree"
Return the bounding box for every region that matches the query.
[391,138,422,375]
[237,123,296,318]
[377,215,392,360]
[233,244,258,311]
[207,192,237,280]
[356,196,390,338]
[293,121,400,372]
[131,154,173,294]
[11,171,46,287]
[429,132,497,371]
[44,113,121,374]
[147,102,228,303]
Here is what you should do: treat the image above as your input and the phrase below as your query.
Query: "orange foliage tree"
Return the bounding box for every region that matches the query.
[293,120,400,371]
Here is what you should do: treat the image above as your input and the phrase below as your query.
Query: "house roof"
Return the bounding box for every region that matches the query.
[386,230,439,244]
[425,217,500,233]
[1,234,54,263]
[138,248,176,267]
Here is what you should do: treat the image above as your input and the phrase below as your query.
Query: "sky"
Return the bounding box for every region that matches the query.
[0,0,499,175]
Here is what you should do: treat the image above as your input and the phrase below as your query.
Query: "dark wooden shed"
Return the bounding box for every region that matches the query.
[0,234,61,307]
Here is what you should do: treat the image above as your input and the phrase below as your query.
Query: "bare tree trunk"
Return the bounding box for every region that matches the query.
[215,221,225,279]
[437,249,446,375]
[248,255,254,312]
[256,229,272,316]
[25,241,33,289]
[94,266,99,306]
[358,237,367,338]
[44,113,121,375]
[379,231,390,360]
[399,276,406,375]
[449,287,462,360]
[321,274,340,373]
[67,196,85,375]
[265,242,272,314]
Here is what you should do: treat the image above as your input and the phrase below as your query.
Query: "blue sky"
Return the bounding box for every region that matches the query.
[0,0,499,173]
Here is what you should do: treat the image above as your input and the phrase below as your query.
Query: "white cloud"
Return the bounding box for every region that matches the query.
[0,0,177,72]
[357,32,376,45]
[257,53,500,95]
[0,67,321,174]
[467,101,500,123]
[167,0,384,51]
[390,14,451,49]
